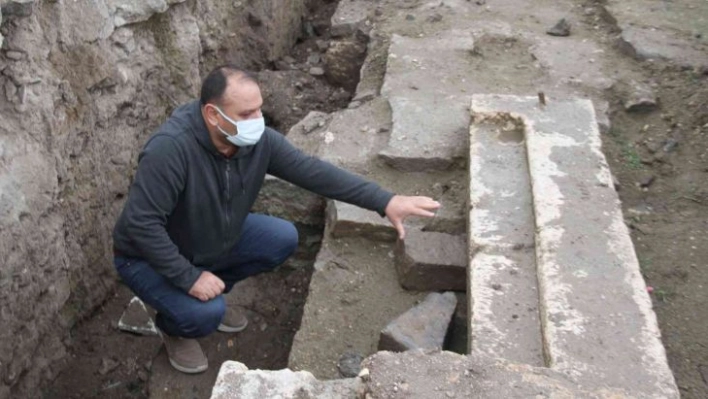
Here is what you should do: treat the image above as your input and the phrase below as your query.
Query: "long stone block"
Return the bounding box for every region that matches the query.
[379,292,457,352]
[210,361,365,399]
[378,31,475,172]
[394,230,466,292]
[471,94,678,398]
[326,200,397,242]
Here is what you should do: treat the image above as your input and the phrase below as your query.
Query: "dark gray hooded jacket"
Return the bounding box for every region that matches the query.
[113,100,394,292]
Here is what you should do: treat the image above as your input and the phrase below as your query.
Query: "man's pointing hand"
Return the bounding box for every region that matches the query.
[385,195,441,240]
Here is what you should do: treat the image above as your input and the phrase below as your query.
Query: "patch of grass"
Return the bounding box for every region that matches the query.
[653,288,675,303]
[622,145,643,169]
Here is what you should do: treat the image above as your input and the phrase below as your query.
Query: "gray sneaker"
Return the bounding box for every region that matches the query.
[217,306,248,333]
[158,329,208,374]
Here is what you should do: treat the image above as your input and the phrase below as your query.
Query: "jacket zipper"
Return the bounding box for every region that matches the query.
[224,159,231,250]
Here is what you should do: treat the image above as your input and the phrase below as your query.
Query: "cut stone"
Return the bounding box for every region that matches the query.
[363,351,635,399]
[252,175,325,226]
[118,296,158,336]
[394,230,466,292]
[326,200,397,242]
[330,0,370,37]
[378,32,475,172]
[546,18,571,37]
[210,361,365,399]
[378,292,457,352]
[471,94,679,398]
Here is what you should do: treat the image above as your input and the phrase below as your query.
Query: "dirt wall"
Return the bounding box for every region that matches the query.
[0,0,308,396]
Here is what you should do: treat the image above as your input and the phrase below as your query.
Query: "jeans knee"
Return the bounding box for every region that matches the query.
[174,296,225,337]
[274,222,298,264]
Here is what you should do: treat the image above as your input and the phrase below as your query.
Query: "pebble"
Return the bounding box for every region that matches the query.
[662,139,678,153]
[427,13,443,23]
[547,18,571,37]
[307,54,321,65]
[308,67,325,76]
[337,352,364,378]
[639,175,656,189]
[5,51,24,60]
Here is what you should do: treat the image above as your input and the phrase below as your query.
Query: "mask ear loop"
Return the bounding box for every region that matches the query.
[210,105,239,137]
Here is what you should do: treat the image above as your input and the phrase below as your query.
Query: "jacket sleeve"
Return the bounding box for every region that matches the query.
[266,130,395,216]
[123,135,201,292]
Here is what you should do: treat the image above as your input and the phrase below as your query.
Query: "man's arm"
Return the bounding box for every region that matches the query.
[266,130,394,215]
[122,135,202,292]
[266,131,440,239]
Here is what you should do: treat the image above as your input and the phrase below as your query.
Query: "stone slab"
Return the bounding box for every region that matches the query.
[379,292,457,352]
[288,235,426,379]
[326,200,397,242]
[394,230,466,292]
[378,31,475,172]
[330,0,370,37]
[604,0,708,68]
[471,94,679,398]
[363,350,635,399]
[251,175,325,226]
[117,296,158,336]
[467,114,543,366]
[210,361,365,399]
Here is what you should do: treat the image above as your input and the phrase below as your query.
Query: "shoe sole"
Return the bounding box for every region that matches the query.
[168,358,208,374]
[217,319,248,333]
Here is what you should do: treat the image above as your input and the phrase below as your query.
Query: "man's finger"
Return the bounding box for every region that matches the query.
[413,208,436,218]
[394,219,405,240]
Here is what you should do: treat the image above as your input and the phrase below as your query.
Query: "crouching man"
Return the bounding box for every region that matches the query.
[112,65,439,374]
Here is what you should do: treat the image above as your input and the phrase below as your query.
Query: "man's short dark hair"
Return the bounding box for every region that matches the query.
[200,64,258,106]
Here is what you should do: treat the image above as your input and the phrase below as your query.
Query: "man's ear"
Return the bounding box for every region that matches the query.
[204,104,220,127]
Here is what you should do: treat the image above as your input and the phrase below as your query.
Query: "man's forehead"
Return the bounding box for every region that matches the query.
[221,77,261,109]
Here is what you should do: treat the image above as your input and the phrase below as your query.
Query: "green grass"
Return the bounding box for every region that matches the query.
[622,145,643,169]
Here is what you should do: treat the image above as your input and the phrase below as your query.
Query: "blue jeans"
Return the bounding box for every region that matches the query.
[114,214,298,338]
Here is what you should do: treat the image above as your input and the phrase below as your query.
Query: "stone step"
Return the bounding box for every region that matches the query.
[467,115,544,366]
[394,230,466,292]
[378,292,457,352]
[471,94,679,398]
[287,234,426,379]
[378,31,475,172]
[210,361,365,399]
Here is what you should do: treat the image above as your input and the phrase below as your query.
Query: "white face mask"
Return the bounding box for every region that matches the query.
[213,106,265,147]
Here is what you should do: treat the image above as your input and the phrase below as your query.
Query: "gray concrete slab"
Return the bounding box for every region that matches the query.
[468,116,544,366]
[363,350,635,399]
[603,0,708,68]
[378,31,475,171]
[379,292,457,352]
[394,230,466,292]
[288,235,426,379]
[326,200,398,242]
[471,94,679,398]
[210,361,365,399]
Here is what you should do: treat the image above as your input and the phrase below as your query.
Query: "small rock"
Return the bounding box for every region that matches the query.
[427,13,443,23]
[625,81,658,113]
[406,14,415,21]
[491,283,502,291]
[337,352,364,378]
[5,51,24,60]
[308,67,325,76]
[283,56,296,64]
[662,139,678,153]
[99,357,120,375]
[546,18,571,37]
[307,54,321,65]
[137,370,148,382]
[639,175,656,189]
[315,40,329,51]
[347,101,362,109]
[118,297,158,336]
[475,0,486,5]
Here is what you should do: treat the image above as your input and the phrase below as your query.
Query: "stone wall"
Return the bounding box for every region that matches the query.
[0,0,307,396]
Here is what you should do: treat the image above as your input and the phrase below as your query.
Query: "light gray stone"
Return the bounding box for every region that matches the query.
[117,296,158,336]
[471,94,679,398]
[210,361,366,399]
[379,32,475,171]
[546,18,570,36]
[378,292,457,352]
[363,350,635,399]
[394,230,466,292]
[330,0,370,37]
[107,0,187,28]
[326,200,397,242]
[624,80,658,113]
